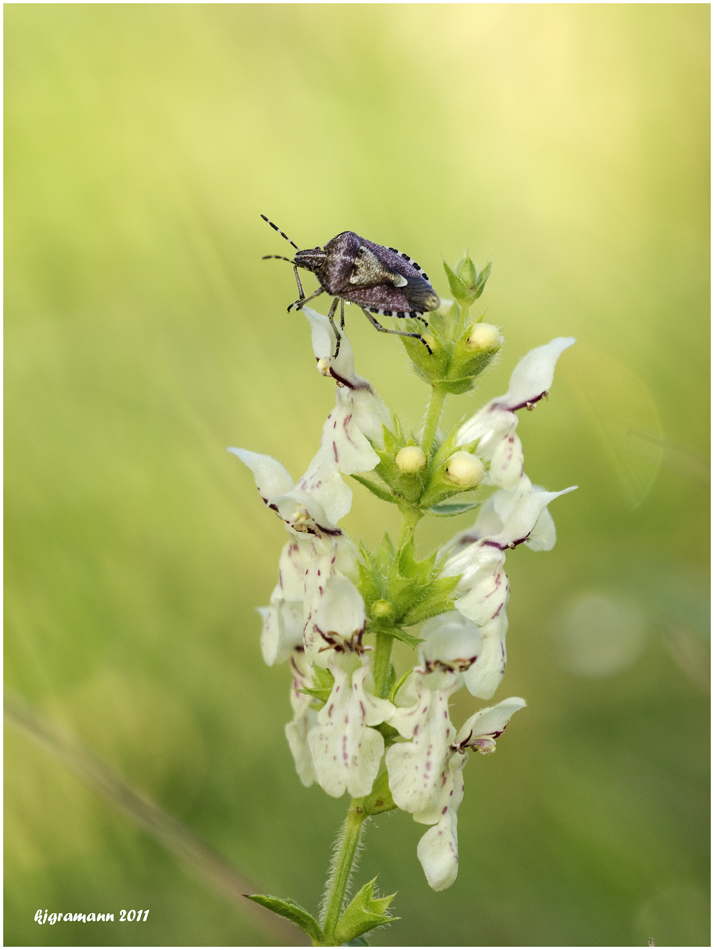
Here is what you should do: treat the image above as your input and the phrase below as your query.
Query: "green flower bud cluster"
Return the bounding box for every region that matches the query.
[401,254,502,394]
[352,416,483,519]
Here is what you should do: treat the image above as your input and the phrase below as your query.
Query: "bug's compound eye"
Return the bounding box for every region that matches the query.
[294,248,327,272]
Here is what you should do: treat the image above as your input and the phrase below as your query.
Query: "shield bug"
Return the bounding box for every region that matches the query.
[261,214,439,355]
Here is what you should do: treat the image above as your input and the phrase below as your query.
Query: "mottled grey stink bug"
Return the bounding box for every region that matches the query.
[261,214,440,354]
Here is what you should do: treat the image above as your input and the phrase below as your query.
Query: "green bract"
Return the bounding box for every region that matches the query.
[400,256,501,393]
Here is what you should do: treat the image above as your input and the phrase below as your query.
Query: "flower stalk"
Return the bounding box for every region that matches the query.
[319,801,367,946]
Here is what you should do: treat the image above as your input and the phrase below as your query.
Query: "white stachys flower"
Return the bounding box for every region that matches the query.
[415,697,526,891]
[308,653,395,799]
[385,668,462,817]
[457,337,575,490]
[304,576,394,797]
[301,308,391,514]
[440,481,577,698]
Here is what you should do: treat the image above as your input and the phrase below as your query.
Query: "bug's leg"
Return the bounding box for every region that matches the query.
[292,265,306,303]
[327,297,342,358]
[360,309,433,354]
[339,299,346,329]
[288,287,325,312]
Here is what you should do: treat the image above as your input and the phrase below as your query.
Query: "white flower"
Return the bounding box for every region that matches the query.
[231,312,389,535]
[228,447,346,537]
[441,482,576,698]
[385,669,462,818]
[285,649,318,787]
[308,654,394,799]
[457,337,575,489]
[303,574,366,664]
[300,308,391,522]
[415,752,465,891]
[416,697,526,892]
[454,696,527,754]
[257,539,314,666]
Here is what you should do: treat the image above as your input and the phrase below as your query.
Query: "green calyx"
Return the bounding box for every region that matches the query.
[298,664,335,707]
[357,533,460,640]
[351,417,485,516]
[400,255,500,393]
[444,254,492,304]
[333,877,399,946]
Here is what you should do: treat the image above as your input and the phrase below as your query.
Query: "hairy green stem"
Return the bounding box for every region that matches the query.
[320,800,367,945]
[455,298,471,335]
[371,630,392,699]
[421,385,447,457]
[397,506,421,548]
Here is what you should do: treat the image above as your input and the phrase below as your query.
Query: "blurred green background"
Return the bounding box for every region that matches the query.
[5,4,709,947]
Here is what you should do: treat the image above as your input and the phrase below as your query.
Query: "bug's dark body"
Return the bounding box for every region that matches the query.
[261,215,439,353]
[296,231,440,318]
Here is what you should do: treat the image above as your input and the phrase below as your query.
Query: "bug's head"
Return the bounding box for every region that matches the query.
[293,247,327,274]
[261,214,326,274]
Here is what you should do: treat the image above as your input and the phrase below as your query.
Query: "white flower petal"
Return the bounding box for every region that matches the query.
[257,601,304,666]
[446,545,509,627]
[296,444,353,524]
[420,612,482,671]
[308,659,393,799]
[270,489,341,537]
[456,338,575,488]
[525,505,558,551]
[286,713,318,787]
[386,671,460,816]
[228,447,294,501]
[302,306,370,392]
[500,337,576,410]
[415,750,467,890]
[461,615,509,699]
[314,576,366,647]
[455,696,526,749]
[285,651,318,787]
[488,430,524,489]
[417,809,460,892]
[492,485,577,548]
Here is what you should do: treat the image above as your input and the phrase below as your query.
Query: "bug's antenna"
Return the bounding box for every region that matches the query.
[261,214,301,252]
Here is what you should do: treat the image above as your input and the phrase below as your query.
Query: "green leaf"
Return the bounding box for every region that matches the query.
[363,770,397,815]
[350,473,396,504]
[400,575,460,627]
[443,259,468,299]
[457,255,478,287]
[388,668,413,704]
[300,665,335,703]
[245,894,324,943]
[373,532,396,574]
[475,259,493,297]
[429,500,482,517]
[387,626,423,648]
[384,663,396,698]
[333,878,399,945]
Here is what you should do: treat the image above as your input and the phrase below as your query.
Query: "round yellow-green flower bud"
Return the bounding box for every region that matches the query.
[395,445,428,474]
[465,323,502,352]
[444,451,485,488]
[372,599,394,620]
